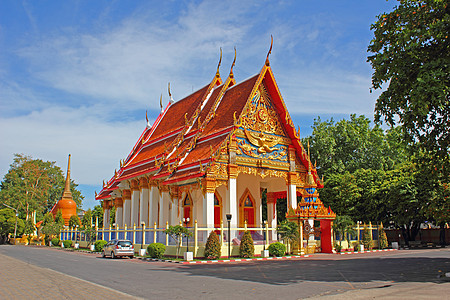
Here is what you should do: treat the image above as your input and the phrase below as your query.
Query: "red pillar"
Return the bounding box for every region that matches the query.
[320,219,333,253]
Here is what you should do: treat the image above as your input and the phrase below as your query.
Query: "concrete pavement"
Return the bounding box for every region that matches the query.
[0,252,140,299]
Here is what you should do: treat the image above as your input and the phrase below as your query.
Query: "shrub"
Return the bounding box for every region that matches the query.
[362,226,373,250]
[239,231,254,258]
[51,237,60,246]
[204,231,221,259]
[94,240,107,252]
[334,243,342,253]
[268,242,286,257]
[379,227,388,249]
[63,240,72,248]
[147,243,166,259]
[352,241,360,252]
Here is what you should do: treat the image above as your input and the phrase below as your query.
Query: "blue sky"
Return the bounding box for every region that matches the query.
[0,0,396,210]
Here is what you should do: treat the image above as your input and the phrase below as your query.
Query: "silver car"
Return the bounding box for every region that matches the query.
[102,240,134,259]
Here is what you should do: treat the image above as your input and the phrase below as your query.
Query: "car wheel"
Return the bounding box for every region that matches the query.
[102,251,106,258]
[129,256,133,259]
[111,252,115,259]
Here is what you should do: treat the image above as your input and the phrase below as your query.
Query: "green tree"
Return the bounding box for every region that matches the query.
[164,225,192,259]
[362,226,373,250]
[69,215,81,230]
[92,204,103,228]
[277,220,299,254]
[54,210,64,228]
[81,209,96,245]
[379,225,389,249]
[40,212,60,245]
[204,231,221,259]
[332,215,356,249]
[239,231,254,258]
[368,0,449,173]
[24,218,36,244]
[0,208,25,244]
[0,154,84,220]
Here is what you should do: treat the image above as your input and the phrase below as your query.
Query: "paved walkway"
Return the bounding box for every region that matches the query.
[0,252,140,299]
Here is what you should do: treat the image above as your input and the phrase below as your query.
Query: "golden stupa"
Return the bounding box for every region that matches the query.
[51,154,77,226]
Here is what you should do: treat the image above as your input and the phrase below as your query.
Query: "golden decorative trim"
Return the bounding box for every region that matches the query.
[122,189,131,199]
[236,165,288,180]
[130,179,139,191]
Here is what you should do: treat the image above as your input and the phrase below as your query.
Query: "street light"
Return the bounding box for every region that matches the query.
[1,203,19,244]
[262,219,266,251]
[183,217,190,252]
[226,214,232,259]
[140,222,145,250]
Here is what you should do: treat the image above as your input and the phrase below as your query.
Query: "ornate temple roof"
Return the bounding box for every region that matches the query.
[96,50,323,200]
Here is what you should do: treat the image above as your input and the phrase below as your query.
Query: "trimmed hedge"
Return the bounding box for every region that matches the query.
[94,240,107,252]
[204,231,221,259]
[268,242,286,257]
[239,231,254,258]
[51,237,60,247]
[63,240,72,248]
[147,243,166,259]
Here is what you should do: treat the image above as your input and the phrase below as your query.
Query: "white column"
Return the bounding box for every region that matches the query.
[149,186,159,227]
[226,177,238,239]
[131,180,140,227]
[287,183,297,209]
[123,198,131,226]
[267,195,277,240]
[203,192,215,229]
[115,206,123,227]
[139,184,149,226]
[159,192,169,227]
[103,208,110,228]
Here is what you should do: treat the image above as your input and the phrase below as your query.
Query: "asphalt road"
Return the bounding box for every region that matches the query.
[1,245,449,299]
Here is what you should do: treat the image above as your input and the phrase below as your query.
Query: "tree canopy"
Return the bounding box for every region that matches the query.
[0,154,84,220]
[367,0,449,170]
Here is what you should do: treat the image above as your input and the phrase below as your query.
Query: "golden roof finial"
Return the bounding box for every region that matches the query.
[160,94,163,113]
[265,35,273,66]
[297,125,301,138]
[168,82,174,104]
[230,46,236,78]
[95,191,98,197]
[216,48,222,78]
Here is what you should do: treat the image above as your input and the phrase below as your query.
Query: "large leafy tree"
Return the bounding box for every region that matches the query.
[307,115,407,175]
[0,208,25,244]
[0,154,83,220]
[367,0,449,171]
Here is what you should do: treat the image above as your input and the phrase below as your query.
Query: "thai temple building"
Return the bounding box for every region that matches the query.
[51,154,77,226]
[96,47,336,254]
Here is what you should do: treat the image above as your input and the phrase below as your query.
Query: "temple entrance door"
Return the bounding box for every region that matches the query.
[242,196,255,228]
[183,194,192,227]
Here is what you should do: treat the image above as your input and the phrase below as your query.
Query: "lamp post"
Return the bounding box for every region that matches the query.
[183,217,190,252]
[226,214,232,259]
[262,219,266,250]
[1,203,18,244]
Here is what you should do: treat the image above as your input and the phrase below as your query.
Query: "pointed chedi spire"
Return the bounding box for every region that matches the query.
[62,154,73,198]
[51,154,77,226]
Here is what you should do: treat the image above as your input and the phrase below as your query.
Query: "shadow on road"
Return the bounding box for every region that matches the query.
[149,255,450,286]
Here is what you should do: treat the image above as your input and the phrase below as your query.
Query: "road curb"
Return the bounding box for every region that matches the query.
[338,249,397,255]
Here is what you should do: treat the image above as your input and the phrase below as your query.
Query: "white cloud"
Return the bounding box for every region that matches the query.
[0,0,384,210]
